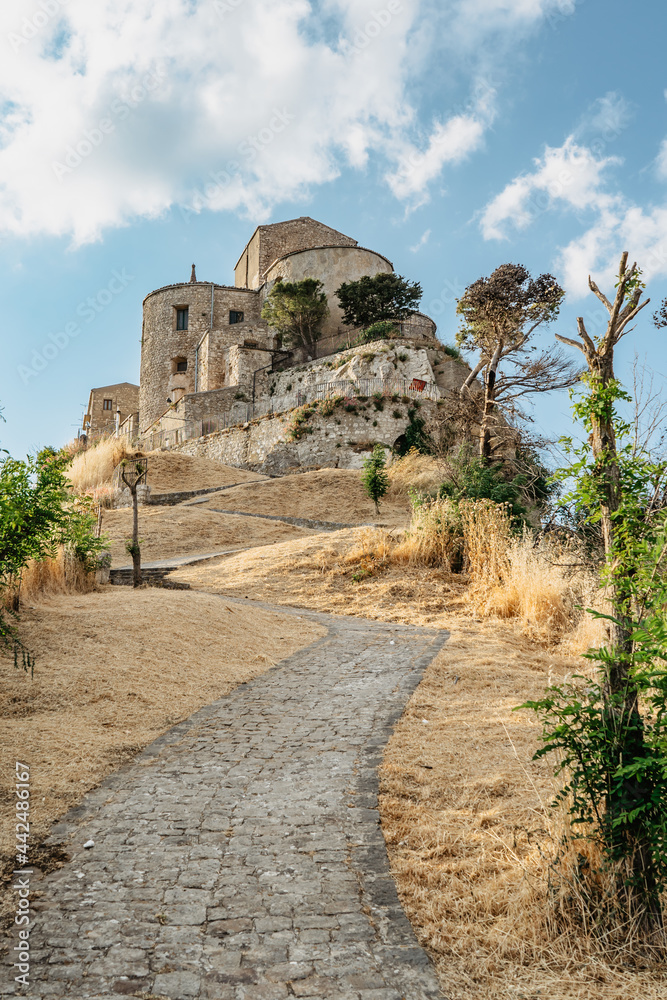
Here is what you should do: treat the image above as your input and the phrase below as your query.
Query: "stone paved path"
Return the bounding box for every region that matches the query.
[3,599,448,1000]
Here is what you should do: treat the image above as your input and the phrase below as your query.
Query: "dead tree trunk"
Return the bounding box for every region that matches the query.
[555,251,661,924]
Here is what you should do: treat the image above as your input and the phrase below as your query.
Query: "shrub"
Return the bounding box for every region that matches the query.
[361,445,390,515]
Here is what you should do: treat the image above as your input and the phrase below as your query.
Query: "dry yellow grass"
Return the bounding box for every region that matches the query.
[197,468,411,526]
[101,505,315,564]
[144,452,266,493]
[387,450,445,498]
[0,589,325,875]
[381,630,667,1000]
[5,546,98,609]
[68,440,265,495]
[67,437,132,492]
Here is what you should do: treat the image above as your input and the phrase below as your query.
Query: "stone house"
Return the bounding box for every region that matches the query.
[83,382,139,440]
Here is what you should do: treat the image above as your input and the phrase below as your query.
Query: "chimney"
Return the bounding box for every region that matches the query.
[190,264,197,283]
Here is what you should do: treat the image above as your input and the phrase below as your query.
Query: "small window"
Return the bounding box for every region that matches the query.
[103,399,113,411]
[176,307,189,330]
[229,310,244,324]
[176,360,188,372]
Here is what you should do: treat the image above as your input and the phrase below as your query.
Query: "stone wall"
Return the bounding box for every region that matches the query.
[140,281,264,431]
[173,397,442,476]
[261,340,468,399]
[234,217,358,290]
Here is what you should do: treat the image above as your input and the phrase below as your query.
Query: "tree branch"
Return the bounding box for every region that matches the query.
[555,333,587,354]
[588,275,613,312]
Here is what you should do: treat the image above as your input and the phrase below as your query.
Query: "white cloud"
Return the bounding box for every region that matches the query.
[480,126,667,297]
[0,0,578,243]
[480,137,621,241]
[409,228,431,252]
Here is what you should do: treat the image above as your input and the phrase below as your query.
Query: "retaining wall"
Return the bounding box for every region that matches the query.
[173,397,439,475]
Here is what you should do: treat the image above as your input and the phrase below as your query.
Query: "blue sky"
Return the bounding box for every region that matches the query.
[2,0,667,460]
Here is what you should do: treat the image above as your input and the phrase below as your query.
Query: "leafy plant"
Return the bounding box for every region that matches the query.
[361,445,390,515]
[523,253,667,932]
[336,273,422,329]
[261,278,329,356]
[352,321,400,345]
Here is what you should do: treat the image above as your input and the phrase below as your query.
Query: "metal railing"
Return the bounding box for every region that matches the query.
[141,377,441,451]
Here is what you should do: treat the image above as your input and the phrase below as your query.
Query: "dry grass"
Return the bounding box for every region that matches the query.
[2,546,99,614]
[171,528,463,626]
[144,452,266,493]
[0,589,325,879]
[67,437,132,492]
[197,468,411,526]
[387,450,445,498]
[101,505,315,564]
[380,631,667,999]
[68,440,265,496]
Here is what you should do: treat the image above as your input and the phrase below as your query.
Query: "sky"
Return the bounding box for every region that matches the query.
[1,0,667,460]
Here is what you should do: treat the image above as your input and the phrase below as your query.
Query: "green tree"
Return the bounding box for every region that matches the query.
[336,273,422,330]
[456,264,577,462]
[525,253,667,933]
[261,278,329,356]
[361,445,390,515]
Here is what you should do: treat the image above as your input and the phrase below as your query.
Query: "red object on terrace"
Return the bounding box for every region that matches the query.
[409,378,427,391]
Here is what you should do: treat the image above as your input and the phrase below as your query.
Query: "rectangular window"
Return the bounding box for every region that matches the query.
[176,307,189,330]
[229,310,244,324]
[176,360,188,372]
[103,399,113,410]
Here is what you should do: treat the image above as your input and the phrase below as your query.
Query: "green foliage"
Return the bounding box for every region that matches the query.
[352,321,400,345]
[336,273,422,329]
[394,407,432,457]
[361,445,390,514]
[524,368,667,916]
[443,344,462,360]
[438,457,528,523]
[0,452,106,669]
[261,278,329,354]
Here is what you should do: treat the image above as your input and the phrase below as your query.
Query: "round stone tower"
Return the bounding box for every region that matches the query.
[139,274,265,433]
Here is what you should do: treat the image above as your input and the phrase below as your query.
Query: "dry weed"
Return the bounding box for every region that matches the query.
[3,546,97,610]
[67,437,133,492]
[387,450,444,498]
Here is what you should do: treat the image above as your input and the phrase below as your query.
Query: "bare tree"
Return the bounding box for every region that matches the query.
[457,263,580,461]
[120,457,147,588]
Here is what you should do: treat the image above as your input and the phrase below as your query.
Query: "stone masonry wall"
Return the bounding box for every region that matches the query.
[173,397,441,476]
[259,340,469,399]
[140,282,264,432]
[234,217,358,290]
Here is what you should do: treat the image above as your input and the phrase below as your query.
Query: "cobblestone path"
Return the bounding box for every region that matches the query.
[4,600,448,1000]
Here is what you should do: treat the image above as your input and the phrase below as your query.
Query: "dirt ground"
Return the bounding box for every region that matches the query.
[145,452,266,493]
[0,589,325,879]
[101,505,315,564]
[172,528,463,627]
[196,468,411,526]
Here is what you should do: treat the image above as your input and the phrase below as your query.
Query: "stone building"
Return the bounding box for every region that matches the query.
[83,382,139,440]
[138,217,437,434]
